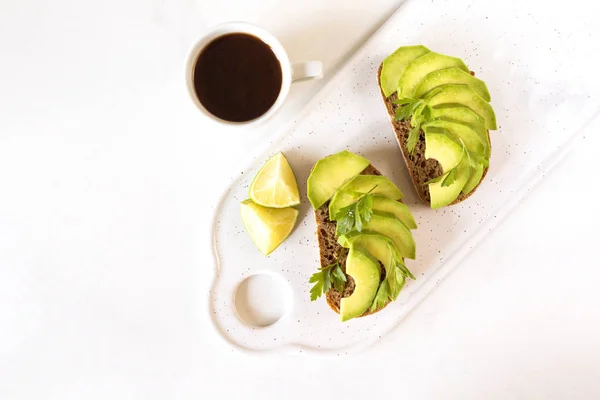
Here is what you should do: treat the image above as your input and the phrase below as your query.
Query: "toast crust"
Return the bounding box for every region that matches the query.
[376,63,490,206]
[315,165,391,318]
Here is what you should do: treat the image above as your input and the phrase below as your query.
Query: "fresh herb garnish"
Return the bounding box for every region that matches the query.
[441,168,458,187]
[334,186,377,237]
[369,244,413,312]
[390,268,407,301]
[419,102,432,122]
[424,164,460,187]
[370,280,390,312]
[397,99,432,154]
[369,268,407,312]
[386,243,412,297]
[330,264,347,293]
[309,261,347,301]
[388,243,414,279]
[406,124,421,154]
[394,98,426,122]
[469,150,490,168]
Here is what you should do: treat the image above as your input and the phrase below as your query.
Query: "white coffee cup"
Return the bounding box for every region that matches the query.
[185,22,323,128]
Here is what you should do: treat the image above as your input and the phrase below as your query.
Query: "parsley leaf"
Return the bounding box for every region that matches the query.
[322,266,331,293]
[309,261,347,301]
[309,273,324,301]
[396,259,415,281]
[394,98,425,122]
[427,167,458,188]
[354,204,363,233]
[368,244,415,310]
[390,268,406,301]
[404,102,433,154]
[386,243,414,289]
[420,103,432,121]
[334,186,377,237]
[385,244,397,294]
[331,263,347,293]
[470,151,490,168]
[406,124,421,154]
[335,209,355,237]
[355,193,373,232]
[370,280,391,313]
[424,174,445,185]
[441,168,457,187]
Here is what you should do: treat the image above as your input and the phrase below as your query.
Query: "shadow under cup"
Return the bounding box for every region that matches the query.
[191,32,284,123]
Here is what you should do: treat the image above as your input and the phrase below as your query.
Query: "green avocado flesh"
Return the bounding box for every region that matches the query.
[424,132,464,171]
[462,162,484,195]
[340,248,381,322]
[307,150,370,209]
[429,157,471,209]
[424,133,471,209]
[422,119,486,155]
[333,195,417,239]
[413,67,491,101]
[398,52,469,98]
[380,45,431,98]
[425,84,497,130]
[428,106,491,157]
[340,175,404,199]
[371,195,417,230]
[361,213,416,259]
[328,175,404,219]
[341,234,405,301]
[430,105,484,126]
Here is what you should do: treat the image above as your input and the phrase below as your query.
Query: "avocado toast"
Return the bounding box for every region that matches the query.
[307,151,417,322]
[378,46,497,209]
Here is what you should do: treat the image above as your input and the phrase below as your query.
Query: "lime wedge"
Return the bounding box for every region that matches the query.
[240,200,299,255]
[249,152,300,208]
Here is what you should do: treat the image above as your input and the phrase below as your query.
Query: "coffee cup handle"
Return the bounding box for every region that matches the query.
[291,61,323,82]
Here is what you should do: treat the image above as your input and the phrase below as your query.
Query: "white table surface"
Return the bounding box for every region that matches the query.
[1,0,599,398]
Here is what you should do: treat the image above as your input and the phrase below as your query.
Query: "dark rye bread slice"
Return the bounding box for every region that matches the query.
[315,165,390,317]
[376,63,490,205]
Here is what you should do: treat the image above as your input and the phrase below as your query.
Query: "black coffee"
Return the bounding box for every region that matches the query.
[193,33,283,122]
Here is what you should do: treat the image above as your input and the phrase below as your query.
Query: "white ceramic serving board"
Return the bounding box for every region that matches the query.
[209,0,600,355]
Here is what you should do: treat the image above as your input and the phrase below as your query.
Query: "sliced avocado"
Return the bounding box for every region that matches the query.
[462,163,484,195]
[380,45,431,98]
[430,105,484,126]
[328,175,404,219]
[328,191,363,220]
[361,213,416,259]
[340,248,381,322]
[342,234,404,302]
[342,233,401,269]
[398,52,469,98]
[425,132,464,170]
[425,84,497,130]
[422,120,486,155]
[329,192,417,228]
[428,106,490,157]
[340,233,413,296]
[341,175,404,199]
[413,67,491,101]
[371,195,417,229]
[307,150,370,209]
[424,133,470,209]
[429,157,470,209]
